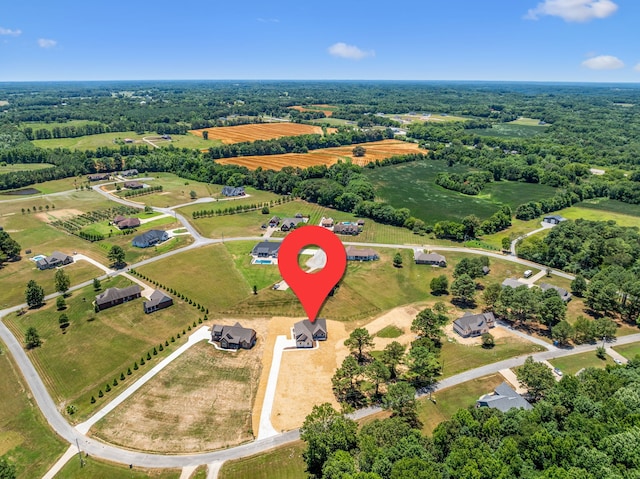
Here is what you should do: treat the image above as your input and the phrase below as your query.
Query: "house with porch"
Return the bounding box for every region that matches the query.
[143,290,173,314]
[251,241,280,258]
[414,250,447,267]
[477,382,532,412]
[95,285,142,311]
[36,251,74,270]
[132,230,169,248]
[211,322,257,350]
[453,312,495,338]
[293,318,328,348]
[345,246,378,261]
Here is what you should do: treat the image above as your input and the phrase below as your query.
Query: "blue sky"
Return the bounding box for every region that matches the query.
[1,0,639,82]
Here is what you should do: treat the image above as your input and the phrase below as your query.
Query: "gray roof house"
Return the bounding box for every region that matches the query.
[115,217,141,229]
[414,251,446,267]
[87,173,110,181]
[268,216,280,227]
[95,285,141,311]
[222,186,245,197]
[143,290,173,314]
[543,215,566,224]
[453,312,495,338]
[333,223,359,235]
[120,169,138,177]
[477,382,533,412]
[251,241,280,258]
[132,230,169,248]
[501,278,528,289]
[36,251,74,270]
[123,181,143,189]
[345,246,378,261]
[211,322,257,350]
[539,283,572,302]
[294,318,328,348]
[280,217,305,231]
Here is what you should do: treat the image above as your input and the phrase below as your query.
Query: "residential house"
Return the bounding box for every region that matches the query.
[112,215,126,225]
[132,230,169,248]
[251,241,280,258]
[36,251,74,270]
[268,216,280,227]
[87,173,110,181]
[222,186,246,197]
[321,217,334,228]
[356,219,365,227]
[501,278,528,289]
[477,382,533,412]
[115,217,141,229]
[123,181,143,189]
[120,169,138,177]
[345,246,378,261]
[539,283,572,302]
[280,217,304,231]
[143,290,173,314]
[453,312,495,338]
[211,322,257,350]
[95,285,142,311]
[333,223,359,235]
[293,318,328,348]
[543,215,566,224]
[414,251,447,267]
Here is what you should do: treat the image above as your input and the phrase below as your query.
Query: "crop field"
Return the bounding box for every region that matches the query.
[189,123,326,144]
[20,119,104,131]
[31,132,215,150]
[0,163,53,175]
[0,177,82,196]
[215,140,423,170]
[386,112,470,123]
[289,104,337,117]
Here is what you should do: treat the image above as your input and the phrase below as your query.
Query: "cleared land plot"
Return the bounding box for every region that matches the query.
[215,140,423,170]
[3,276,202,420]
[20,120,104,131]
[218,441,306,479]
[366,160,557,224]
[557,202,640,226]
[509,117,549,126]
[550,351,613,376]
[289,104,337,117]
[385,113,470,123]
[0,339,67,479]
[91,338,264,452]
[189,123,325,144]
[0,163,53,174]
[613,342,640,360]
[55,456,180,479]
[468,123,549,138]
[32,132,216,150]
[417,374,504,434]
[0,177,85,196]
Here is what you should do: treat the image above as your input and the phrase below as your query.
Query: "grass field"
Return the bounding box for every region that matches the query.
[365,160,556,224]
[385,113,470,123]
[189,123,326,144]
[310,117,352,126]
[418,374,504,434]
[218,441,306,479]
[613,342,640,360]
[0,340,67,479]
[375,324,404,338]
[31,131,215,150]
[2,275,203,419]
[550,351,614,376]
[0,163,53,175]
[54,456,180,479]
[558,200,640,224]
[468,123,550,138]
[289,104,337,117]
[509,117,549,126]
[0,177,84,196]
[214,140,423,170]
[20,120,103,131]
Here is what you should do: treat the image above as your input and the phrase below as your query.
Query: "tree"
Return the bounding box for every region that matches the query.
[462,214,481,239]
[404,346,441,387]
[430,275,449,295]
[366,359,390,397]
[322,450,356,479]
[381,341,406,379]
[501,237,511,251]
[411,308,448,343]
[344,328,375,363]
[107,245,126,267]
[551,320,574,346]
[300,403,357,477]
[56,296,66,310]
[54,268,70,295]
[0,457,16,479]
[573,315,596,344]
[189,190,197,199]
[332,355,364,405]
[450,274,476,305]
[93,277,101,291]
[483,283,502,309]
[516,356,555,401]
[352,145,366,157]
[202,130,209,140]
[58,313,69,328]
[594,317,617,342]
[393,252,403,268]
[253,285,258,295]
[481,332,495,348]
[261,205,270,214]
[382,381,419,427]
[25,280,44,308]
[538,293,567,328]
[571,274,587,297]
[25,327,41,349]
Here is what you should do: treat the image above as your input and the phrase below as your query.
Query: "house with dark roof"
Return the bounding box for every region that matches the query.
[345,246,378,261]
[268,216,280,227]
[121,169,138,177]
[280,217,305,232]
[87,173,110,181]
[95,285,141,311]
[543,215,566,224]
[36,251,74,270]
[477,382,533,412]
[123,181,143,189]
[143,290,173,314]
[132,230,169,248]
[501,278,528,289]
[222,186,245,197]
[333,223,359,235]
[539,283,572,302]
[251,241,280,258]
[294,318,328,348]
[414,251,447,267]
[115,217,141,229]
[453,312,495,338]
[211,322,257,350]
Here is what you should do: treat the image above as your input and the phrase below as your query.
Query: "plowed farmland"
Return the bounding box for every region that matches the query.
[289,104,336,117]
[189,123,326,144]
[214,140,423,170]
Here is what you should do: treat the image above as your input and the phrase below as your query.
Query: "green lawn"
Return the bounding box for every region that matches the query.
[550,351,614,376]
[0,340,67,479]
[0,163,53,175]
[417,374,504,435]
[2,276,203,420]
[613,342,640,361]
[218,441,306,479]
[557,203,640,226]
[575,198,640,217]
[509,117,549,126]
[375,324,404,338]
[225,241,282,291]
[468,123,550,138]
[0,177,88,196]
[54,456,180,479]
[31,131,215,150]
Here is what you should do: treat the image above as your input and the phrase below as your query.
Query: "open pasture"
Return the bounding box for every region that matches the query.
[289,104,337,117]
[31,131,215,150]
[0,163,53,175]
[189,123,326,144]
[214,140,422,170]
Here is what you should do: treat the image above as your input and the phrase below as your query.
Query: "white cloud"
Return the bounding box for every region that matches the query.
[0,27,22,36]
[582,55,624,70]
[328,42,374,60]
[525,0,618,22]
[635,63,640,72]
[37,38,57,48]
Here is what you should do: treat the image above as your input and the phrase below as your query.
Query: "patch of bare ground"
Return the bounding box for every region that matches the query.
[90,319,266,453]
[35,208,84,223]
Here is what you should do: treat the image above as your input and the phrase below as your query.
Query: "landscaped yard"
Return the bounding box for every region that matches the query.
[550,351,614,376]
[54,456,180,479]
[218,441,306,479]
[613,342,640,361]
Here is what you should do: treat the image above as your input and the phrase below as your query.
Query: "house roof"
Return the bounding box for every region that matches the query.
[454,312,495,331]
[321,217,334,225]
[345,245,378,257]
[501,278,528,289]
[48,251,71,262]
[539,283,571,300]
[144,290,172,309]
[96,285,141,306]
[117,218,141,228]
[281,217,304,227]
[269,216,280,223]
[113,215,126,223]
[133,229,167,244]
[124,181,143,188]
[544,215,566,221]
[251,241,280,255]
[222,186,245,196]
[414,251,446,263]
[477,382,532,412]
[217,322,256,345]
[333,223,359,233]
[294,318,327,342]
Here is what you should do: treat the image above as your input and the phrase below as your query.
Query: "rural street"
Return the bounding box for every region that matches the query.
[510,221,555,255]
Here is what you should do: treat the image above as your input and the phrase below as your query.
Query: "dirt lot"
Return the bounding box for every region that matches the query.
[188,123,326,144]
[289,105,335,117]
[90,319,266,453]
[35,208,84,223]
[364,304,421,349]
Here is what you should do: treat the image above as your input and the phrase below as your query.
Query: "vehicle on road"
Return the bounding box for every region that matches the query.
[524,270,533,278]
[614,359,623,365]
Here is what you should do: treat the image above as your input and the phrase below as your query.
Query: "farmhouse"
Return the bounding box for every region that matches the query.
[477,382,532,412]
[95,285,142,311]
[143,290,173,314]
[543,215,566,224]
[211,322,257,350]
[501,278,528,289]
[293,318,328,348]
[222,186,245,197]
[251,241,280,258]
[333,223,359,235]
[280,217,304,231]
[36,251,74,270]
[268,216,280,227]
[120,169,138,177]
[113,217,141,229]
[539,283,572,302]
[453,312,495,338]
[345,246,378,261]
[321,217,334,228]
[132,230,169,248]
[123,181,143,189]
[414,251,447,267]
[87,173,110,181]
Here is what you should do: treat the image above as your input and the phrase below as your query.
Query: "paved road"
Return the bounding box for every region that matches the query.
[510,221,555,256]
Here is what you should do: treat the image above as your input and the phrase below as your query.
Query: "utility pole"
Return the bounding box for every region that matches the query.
[75,438,85,468]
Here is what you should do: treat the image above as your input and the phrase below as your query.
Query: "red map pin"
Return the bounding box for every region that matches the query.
[278,225,347,323]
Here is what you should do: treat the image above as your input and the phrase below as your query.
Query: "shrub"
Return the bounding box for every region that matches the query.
[105,384,111,392]
[90,396,96,404]
[127,368,132,375]
[133,362,138,370]
[147,352,151,360]
[171,336,175,342]
[153,347,157,355]
[140,357,145,365]
[98,390,103,397]
[113,379,118,386]
[159,344,164,351]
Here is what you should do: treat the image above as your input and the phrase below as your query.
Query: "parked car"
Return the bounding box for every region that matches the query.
[524,270,533,278]
[553,367,563,377]
[614,359,623,365]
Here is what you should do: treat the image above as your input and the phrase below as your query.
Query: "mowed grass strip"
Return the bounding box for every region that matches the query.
[189,123,325,144]
[613,342,640,360]
[0,339,67,479]
[218,441,306,479]
[0,163,53,174]
[54,456,180,479]
[550,351,614,376]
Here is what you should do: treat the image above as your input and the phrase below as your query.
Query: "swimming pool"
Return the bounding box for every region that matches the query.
[32,254,46,262]
[253,259,274,265]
